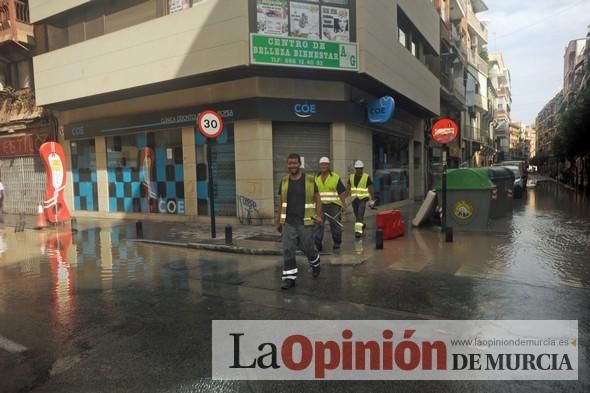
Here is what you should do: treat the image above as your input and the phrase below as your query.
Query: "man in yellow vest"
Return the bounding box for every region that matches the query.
[276,153,323,289]
[313,157,347,251]
[347,160,375,237]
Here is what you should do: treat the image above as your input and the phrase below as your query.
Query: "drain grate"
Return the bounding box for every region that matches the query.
[245,234,282,242]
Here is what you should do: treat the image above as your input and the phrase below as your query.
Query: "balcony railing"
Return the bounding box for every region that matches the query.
[466,5,488,42]
[0,0,32,46]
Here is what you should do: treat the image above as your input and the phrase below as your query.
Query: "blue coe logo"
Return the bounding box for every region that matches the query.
[294,103,317,118]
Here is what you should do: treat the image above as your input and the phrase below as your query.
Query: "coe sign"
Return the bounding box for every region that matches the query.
[197,110,224,139]
[432,118,459,145]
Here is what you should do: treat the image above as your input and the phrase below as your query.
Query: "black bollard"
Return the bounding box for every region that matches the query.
[445,226,454,243]
[376,228,384,250]
[225,225,233,245]
[136,221,144,239]
[71,217,78,233]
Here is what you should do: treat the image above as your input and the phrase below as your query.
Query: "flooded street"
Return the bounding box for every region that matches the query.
[0,180,589,392]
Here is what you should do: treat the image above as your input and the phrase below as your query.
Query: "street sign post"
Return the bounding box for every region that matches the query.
[198,110,224,238]
[432,119,459,242]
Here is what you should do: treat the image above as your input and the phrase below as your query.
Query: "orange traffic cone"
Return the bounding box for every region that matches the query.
[36,204,48,229]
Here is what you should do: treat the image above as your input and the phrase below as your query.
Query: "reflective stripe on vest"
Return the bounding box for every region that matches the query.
[315,173,342,206]
[280,174,317,225]
[350,173,370,200]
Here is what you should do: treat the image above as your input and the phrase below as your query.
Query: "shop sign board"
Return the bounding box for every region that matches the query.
[250,33,358,71]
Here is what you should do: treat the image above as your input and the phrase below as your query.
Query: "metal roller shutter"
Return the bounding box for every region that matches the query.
[272,122,330,207]
[0,156,46,215]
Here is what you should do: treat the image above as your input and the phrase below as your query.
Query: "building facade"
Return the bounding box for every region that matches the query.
[488,52,511,160]
[30,0,440,222]
[535,91,563,158]
[0,0,53,215]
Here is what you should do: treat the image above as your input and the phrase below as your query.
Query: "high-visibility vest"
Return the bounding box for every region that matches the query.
[315,173,342,206]
[280,174,316,226]
[350,173,370,200]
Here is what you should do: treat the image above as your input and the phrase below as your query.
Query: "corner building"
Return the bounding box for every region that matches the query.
[30,0,440,223]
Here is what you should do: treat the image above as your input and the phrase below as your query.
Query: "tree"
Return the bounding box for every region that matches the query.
[552,134,565,159]
[558,85,590,157]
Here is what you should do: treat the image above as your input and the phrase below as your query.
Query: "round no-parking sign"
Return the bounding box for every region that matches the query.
[197,110,224,139]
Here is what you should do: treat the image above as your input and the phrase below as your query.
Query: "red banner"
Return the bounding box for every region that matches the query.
[39,142,71,223]
[0,135,35,157]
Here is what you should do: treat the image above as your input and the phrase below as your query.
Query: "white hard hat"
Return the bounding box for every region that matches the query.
[319,156,330,164]
[354,160,364,168]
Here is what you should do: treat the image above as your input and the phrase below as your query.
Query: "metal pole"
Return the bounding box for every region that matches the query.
[442,145,448,230]
[207,143,216,238]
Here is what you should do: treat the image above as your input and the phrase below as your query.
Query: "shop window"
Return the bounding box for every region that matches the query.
[71,139,98,211]
[106,129,184,215]
[196,125,237,217]
[373,134,410,204]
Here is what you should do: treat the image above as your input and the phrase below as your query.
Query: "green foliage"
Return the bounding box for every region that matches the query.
[558,85,590,157]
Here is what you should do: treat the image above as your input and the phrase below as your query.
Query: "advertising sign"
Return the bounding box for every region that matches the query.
[321,6,350,42]
[289,1,320,39]
[256,0,289,36]
[39,142,71,223]
[0,135,35,157]
[368,96,396,124]
[250,34,358,71]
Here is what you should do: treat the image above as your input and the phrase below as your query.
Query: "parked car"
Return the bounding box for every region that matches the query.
[503,165,524,198]
[497,160,528,188]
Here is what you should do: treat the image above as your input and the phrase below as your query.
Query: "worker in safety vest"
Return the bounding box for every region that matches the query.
[276,153,323,289]
[313,157,347,251]
[347,160,375,237]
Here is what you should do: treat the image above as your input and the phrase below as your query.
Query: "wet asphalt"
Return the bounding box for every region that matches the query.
[0,180,588,393]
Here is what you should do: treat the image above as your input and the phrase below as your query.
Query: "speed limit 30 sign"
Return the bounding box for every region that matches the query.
[197,110,224,139]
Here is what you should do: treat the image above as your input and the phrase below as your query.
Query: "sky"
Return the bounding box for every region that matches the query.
[480,0,590,125]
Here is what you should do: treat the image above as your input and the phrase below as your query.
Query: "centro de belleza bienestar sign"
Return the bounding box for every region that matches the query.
[250,33,358,71]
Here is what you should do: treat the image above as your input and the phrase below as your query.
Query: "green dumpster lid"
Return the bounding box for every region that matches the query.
[435,168,495,191]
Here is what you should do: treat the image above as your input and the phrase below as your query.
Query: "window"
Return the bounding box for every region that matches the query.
[411,40,417,56]
[398,28,407,47]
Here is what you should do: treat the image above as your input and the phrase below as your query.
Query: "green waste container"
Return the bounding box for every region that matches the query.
[473,167,515,219]
[435,168,496,231]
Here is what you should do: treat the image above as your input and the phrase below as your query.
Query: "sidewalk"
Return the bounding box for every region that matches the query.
[132,201,420,257]
[0,201,421,258]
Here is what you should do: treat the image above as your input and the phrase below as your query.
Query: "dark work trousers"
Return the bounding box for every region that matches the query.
[352,198,368,223]
[282,222,320,281]
[313,203,342,248]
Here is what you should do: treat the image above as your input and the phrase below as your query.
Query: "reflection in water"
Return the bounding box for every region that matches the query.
[44,228,76,331]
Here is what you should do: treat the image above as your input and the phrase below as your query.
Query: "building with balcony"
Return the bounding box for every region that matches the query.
[0,0,52,214]
[563,38,586,102]
[535,91,563,159]
[431,0,466,180]
[489,52,511,160]
[30,0,441,221]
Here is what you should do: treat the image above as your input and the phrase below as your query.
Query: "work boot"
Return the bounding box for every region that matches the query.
[281,279,296,290]
[312,266,321,278]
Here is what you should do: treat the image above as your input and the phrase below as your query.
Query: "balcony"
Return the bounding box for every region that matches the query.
[475,92,486,109]
[466,6,488,43]
[0,0,34,48]
[450,0,467,21]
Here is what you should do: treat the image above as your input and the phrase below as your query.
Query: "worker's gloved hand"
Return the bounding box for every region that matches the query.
[368,200,376,209]
[314,216,323,225]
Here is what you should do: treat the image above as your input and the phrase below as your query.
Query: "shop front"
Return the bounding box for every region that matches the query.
[62,96,421,221]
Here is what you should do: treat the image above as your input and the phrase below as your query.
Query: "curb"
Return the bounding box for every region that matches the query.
[132,238,283,255]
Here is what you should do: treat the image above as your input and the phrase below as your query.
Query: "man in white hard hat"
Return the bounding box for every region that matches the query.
[347,160,375,237]
[314,157,347,251]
